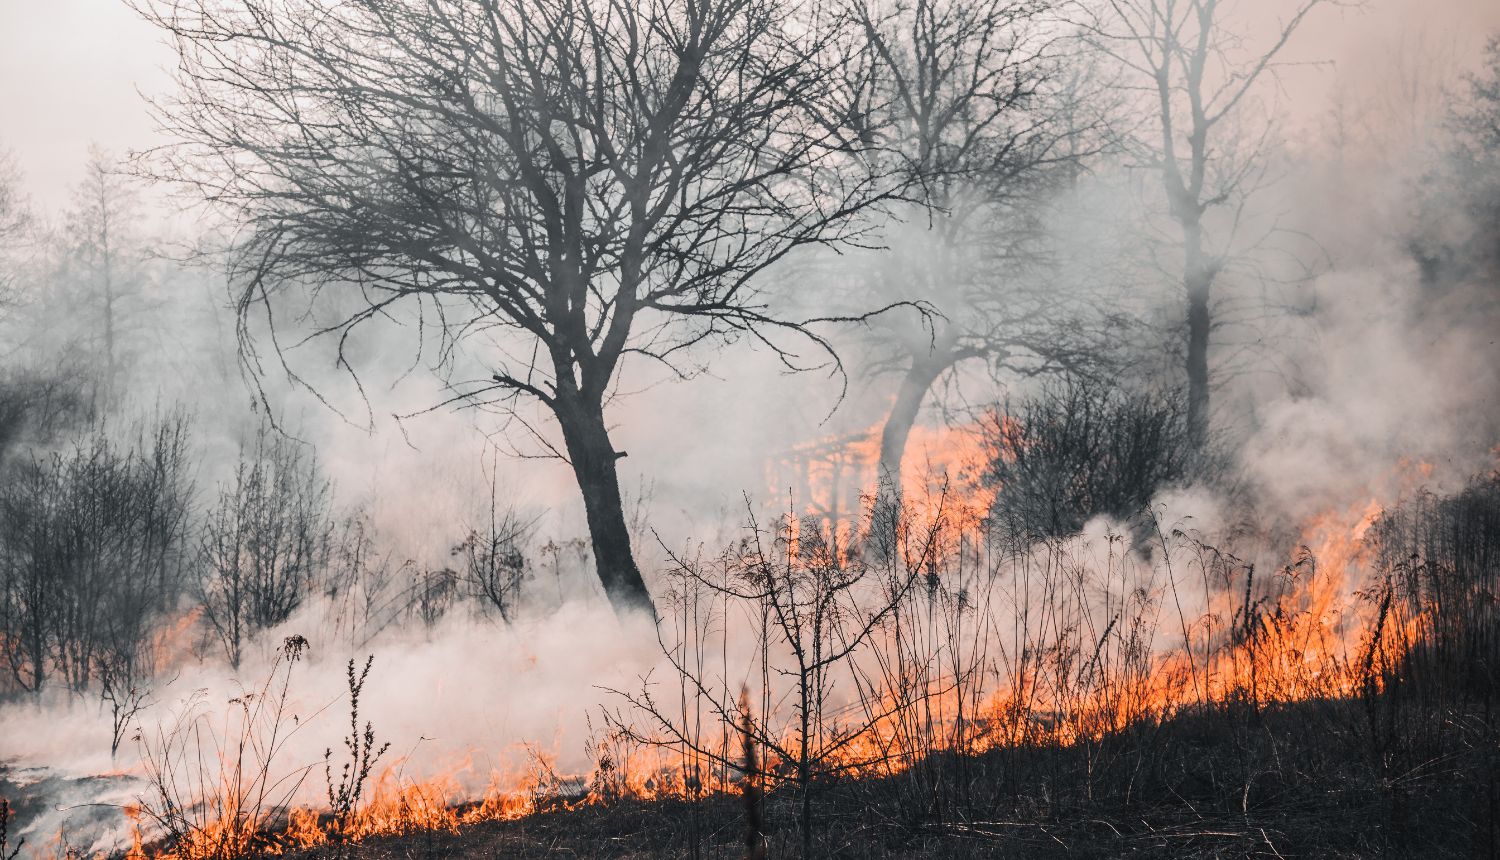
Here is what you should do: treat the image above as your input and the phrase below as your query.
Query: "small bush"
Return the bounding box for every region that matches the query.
[325,656,389,840]
[1371,474,1500,698]
[198,420,334,669]
[982,378,1192,543]
[0,413,192,703]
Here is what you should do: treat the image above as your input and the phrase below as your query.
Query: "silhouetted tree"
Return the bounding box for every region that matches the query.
[64,147,151,409]
[135,0,903,617]
[198,420,334,669]
[0,148,28,309]
[852,0,1106,503]
[0,415,193,700]
[1084,0,1330,450]
[0,368,93,463]
[1410,37,1500,289]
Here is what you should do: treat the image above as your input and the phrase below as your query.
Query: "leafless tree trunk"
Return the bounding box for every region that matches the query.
[68,147,141,410]
[852,0,1104,505]
[1085,0,1330,451]
[876,339,957,495]
[554,386,653,615]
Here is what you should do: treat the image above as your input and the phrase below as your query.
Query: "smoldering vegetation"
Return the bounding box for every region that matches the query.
[0,0,1498,858]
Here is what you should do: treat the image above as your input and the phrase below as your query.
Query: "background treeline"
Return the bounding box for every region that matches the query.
[0,367,538,761]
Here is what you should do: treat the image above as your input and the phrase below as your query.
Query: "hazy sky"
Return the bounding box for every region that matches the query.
[2,0,1499,211]
[1,1,173,209]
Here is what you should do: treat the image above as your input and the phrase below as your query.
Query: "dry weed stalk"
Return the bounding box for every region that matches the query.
[136,635,318,859]
[323,656,390,840]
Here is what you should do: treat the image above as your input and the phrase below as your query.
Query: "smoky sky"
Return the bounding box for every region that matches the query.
[1,0,1498,211]
[0,1,173,210]
[2,0,1500,549]
[0,0,1495,541]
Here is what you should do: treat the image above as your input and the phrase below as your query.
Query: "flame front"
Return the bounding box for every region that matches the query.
[112,432,1473,860]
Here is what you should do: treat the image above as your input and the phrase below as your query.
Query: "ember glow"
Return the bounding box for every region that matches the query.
[98,459,1465,860]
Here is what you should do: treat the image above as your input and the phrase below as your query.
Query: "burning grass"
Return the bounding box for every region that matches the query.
[88,463,1500,859]
[4,394,1493,858]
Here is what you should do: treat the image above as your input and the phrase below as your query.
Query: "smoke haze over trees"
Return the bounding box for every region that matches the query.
[0,0,1498,856]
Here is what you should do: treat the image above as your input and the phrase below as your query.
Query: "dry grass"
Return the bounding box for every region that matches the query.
[50,470,1500,860]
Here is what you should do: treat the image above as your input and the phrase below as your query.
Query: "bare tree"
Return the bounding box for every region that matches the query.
[0,458,58,693]
[0,149,29,310]
[848,0,1106,503]
[198,420,334,669]
[1411,36,1500,289]
[65,146,148,410]
[0,415,192,708]
[0,152,23,241]
[1084,0,1331,449]
[134,0,902,618]
[0,368,93,469]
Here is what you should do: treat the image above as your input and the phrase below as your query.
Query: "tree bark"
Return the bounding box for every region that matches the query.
[554,390,656,619]
[1182,221,1212,452]
[876,349,956,504]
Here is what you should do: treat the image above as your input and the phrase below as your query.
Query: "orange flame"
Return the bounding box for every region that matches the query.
[121,450,1457,859]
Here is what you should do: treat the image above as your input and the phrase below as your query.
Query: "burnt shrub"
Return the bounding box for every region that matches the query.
[198,419,335,669]
[1370,474,1500,699]
[981,378,1192,542]
[0,413,193,701]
